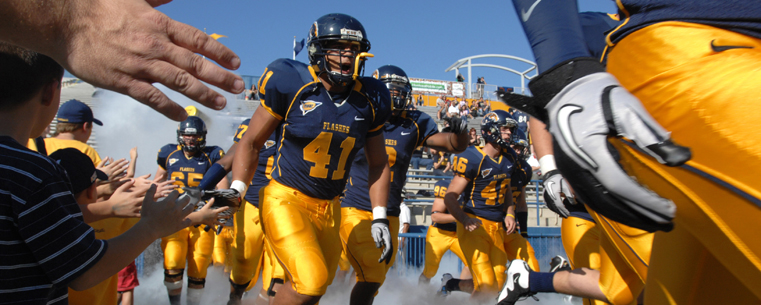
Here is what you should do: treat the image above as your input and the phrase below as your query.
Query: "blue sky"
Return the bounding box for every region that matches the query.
[151,0,616,90]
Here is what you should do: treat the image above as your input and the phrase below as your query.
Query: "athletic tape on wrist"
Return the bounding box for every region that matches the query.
[230,180,247,195]
[372,206,387,220]
[539,155,557,174]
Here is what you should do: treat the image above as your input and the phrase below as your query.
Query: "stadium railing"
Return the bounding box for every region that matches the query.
[395,226,564,275]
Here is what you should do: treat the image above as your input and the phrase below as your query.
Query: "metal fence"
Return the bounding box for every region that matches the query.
[395,227,563,276]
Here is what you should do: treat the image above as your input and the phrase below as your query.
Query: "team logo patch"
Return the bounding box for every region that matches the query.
[168,158,179,166]
[264,140,276,149]
[301,100,322,115]
[484,112,499,123]
[481,168,493,178]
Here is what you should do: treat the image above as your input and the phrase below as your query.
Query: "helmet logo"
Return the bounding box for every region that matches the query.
[481,168,493,178]
[484,112,499,123]
[372,70,379,79]
[301,100,323,115]
[340,28,363,40]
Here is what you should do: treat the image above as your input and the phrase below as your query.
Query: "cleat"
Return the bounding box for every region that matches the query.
[549,255,571,272]
[497,260,533,305]
[437,273,453,296]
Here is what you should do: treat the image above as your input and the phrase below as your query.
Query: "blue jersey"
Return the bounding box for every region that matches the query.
[454,146,518,223]
[432,179,456,232]
[157,145,225,189]
[259,59,391,199]
[233,119,278,207]
[342,110,438,216]
[612,1,761,42]
[510,159,532,203]
[579,12,620,65]
[511,110,529,135]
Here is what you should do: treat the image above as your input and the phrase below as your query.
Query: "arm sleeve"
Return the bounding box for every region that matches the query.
[416,112,440,147]
[511,0,590,72]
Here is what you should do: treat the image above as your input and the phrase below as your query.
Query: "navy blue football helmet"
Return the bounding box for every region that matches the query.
[307,13,371,87]
[481,110,517,149]
[511,129,530,160]
[373,65,412,112]
[177,116,207,153]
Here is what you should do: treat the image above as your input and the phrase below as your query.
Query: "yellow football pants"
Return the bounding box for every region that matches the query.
[422,225,467,279]
[260,180,342,296]
[213,225,234,272]
[503,231,540,272]
[456,214,507,294]
[339,207,400,284]
[608,21,761,303]
[229,201,265,287]
[161,225,215,279]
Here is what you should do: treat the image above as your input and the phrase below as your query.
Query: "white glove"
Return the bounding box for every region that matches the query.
[541,170,574,218]
[371,219,393,264]
[498,58,691,232]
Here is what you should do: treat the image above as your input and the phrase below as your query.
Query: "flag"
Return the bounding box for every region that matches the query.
[293,38,305,58]
[210,33,227,40]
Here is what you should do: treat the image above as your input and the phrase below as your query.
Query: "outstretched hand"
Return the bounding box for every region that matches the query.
[54,0,244,121]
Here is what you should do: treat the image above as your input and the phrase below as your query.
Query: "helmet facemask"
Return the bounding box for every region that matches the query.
[309,38,370,87]
[385,81,412,113]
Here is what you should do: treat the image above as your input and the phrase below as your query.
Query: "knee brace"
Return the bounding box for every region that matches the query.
[187,277,206,289]
[164,269,184,291]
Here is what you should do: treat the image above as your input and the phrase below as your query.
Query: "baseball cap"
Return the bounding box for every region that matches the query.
[56,99,103,126]
[49,148,108,194]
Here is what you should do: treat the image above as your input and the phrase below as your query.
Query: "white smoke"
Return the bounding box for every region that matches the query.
[92,84,251,180]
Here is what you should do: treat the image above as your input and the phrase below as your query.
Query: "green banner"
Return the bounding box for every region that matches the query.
[411,81,447,93]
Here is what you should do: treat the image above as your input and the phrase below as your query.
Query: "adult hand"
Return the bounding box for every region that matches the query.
[462,216,482,232]
[45,0,244,121]
[141,186,193,239]
[498,58,691,232]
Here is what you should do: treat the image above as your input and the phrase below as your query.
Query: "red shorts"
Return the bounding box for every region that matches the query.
[117,261,140,292]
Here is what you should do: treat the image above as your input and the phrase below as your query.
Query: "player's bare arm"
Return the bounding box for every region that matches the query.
[443,175,481,231]
[231,107,280,192]
[0,0,244,121]
[430,197,456,224]
[424,132,469,154]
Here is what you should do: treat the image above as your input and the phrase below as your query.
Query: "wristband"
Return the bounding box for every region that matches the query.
[539,154,557,174]
[372,206,387,220]
[506,214,515,218]
[230,180,247,195]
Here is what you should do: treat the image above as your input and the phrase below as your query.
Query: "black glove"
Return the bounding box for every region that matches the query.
[445,117,468,134]
[497,58,691,232]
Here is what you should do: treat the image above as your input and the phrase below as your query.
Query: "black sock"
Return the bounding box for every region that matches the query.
[168,294,181,305]
[445,279,461,292]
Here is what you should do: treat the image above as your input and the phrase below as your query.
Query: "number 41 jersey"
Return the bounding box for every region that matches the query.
[258,59,391,199]
[157,145,225,188]
[453,146,518,223]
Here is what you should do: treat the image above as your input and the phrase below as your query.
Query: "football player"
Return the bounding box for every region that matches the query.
[439,110,519,302]
[154,116,229,305]
[497,11,655,305]
[504,129,539,271]
[229,13,393,304]
[339,65,468,304]
[192,117,285,305]
[418,178,468,284]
